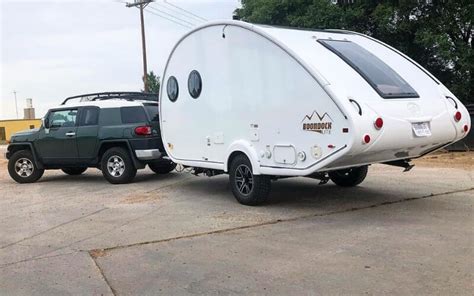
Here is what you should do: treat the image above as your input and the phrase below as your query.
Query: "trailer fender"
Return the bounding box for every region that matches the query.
[224,140,261,175]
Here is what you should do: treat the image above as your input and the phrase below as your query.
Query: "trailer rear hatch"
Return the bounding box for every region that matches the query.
[314,36,468,164]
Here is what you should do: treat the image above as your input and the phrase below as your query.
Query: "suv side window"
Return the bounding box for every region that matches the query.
[120,107,148,124]
[80,107,99,126]
[49,109,77,128]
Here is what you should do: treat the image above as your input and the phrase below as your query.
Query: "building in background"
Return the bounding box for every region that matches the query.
[24,98,36,119]
[0,99,40,143]
[0,119,41,143]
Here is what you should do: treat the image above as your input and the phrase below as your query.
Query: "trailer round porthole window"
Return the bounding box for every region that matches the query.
[167,76,179,102]
[188,70,202,99]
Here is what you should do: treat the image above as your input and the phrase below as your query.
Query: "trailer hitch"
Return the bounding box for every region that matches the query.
[192,167,224,177]
[306,172,330,184]
[383,160,414,172]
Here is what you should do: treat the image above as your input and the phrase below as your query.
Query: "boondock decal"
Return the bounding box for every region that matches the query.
[302,111,333,134]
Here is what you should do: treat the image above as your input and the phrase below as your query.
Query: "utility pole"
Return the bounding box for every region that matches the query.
[13,91,18,119]
[126,0,153,92]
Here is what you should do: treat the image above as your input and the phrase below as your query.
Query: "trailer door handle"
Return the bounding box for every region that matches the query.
[349,99,362,116]
[65,132,76,137]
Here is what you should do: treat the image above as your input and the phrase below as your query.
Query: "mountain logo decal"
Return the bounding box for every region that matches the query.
[302,110,333,134]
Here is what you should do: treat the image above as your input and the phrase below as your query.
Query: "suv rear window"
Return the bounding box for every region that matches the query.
[120,107,148,124]
[143,104,159,122]
[318,39,419,99]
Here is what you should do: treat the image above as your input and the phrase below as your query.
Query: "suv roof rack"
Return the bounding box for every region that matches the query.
[61,92,159,105]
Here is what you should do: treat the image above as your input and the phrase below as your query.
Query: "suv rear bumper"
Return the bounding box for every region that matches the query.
[135,149,161,160]
[129,137,164,161]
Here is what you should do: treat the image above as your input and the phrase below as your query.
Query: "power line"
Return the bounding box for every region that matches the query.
[153,1,207,23]
[145,8,192,29]
[147,5,196,27]
[162,0,208,21]
[152,2,205,23]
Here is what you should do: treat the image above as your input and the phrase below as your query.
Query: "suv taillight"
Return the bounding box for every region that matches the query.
[135,126,152,136]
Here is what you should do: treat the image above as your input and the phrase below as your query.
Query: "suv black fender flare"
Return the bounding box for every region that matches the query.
[6,142,44,169]
[96,140,145,169]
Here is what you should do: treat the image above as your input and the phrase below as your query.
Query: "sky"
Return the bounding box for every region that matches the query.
[0,0,240,120]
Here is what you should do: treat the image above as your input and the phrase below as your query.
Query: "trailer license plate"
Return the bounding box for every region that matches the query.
[412,122,431,137]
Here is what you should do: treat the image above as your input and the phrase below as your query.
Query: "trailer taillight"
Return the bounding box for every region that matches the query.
[135,126,152,136]
[374,117,384,130]
[363,134,371,144]
[454,111,462,122]
[464,124,469,133]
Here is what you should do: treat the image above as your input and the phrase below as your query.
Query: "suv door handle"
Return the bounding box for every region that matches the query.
[65,132,76,137]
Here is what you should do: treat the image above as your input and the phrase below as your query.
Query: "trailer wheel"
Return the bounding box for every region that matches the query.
[229,155,271,206]
[328,165,368,187]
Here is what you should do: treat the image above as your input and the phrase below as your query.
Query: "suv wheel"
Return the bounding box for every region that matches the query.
[328,165,368,187]
[229,154,271,206]
[8,150,44,183]
[101,147,137,184]
[61,168,87,175]
[148,159,176,174]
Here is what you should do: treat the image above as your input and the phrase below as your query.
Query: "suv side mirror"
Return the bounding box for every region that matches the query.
[42,117,50,129]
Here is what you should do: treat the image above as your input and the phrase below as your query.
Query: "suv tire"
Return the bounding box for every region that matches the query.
[61,168,87,175]
[8,150,44,184]
[148,159,176,174]
[101,147,137,184]
[229,154,271,206]
[328,165,368,187]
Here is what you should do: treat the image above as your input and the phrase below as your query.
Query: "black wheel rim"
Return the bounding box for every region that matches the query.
[235,164,253,196]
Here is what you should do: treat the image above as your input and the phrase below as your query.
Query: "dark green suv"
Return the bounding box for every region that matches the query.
[6,92,175,184]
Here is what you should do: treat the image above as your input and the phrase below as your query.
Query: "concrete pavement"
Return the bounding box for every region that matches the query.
[0,157,472,295]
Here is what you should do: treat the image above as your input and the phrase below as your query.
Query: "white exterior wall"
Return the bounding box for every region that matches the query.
[160,24,352,174]
[257,25,470,169]
[160,21,470,175]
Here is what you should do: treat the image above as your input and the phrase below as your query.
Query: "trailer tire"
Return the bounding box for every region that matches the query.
[229,154,271,206]
[149,160,176,174]
[329,165,368,187]
[61,167,87,175]
[8,150,44,184]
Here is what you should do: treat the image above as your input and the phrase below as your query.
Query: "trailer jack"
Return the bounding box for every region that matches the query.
[383,160,414,172]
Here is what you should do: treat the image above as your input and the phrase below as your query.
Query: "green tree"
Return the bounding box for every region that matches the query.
[145,71,161,94]
[236,0,473,104]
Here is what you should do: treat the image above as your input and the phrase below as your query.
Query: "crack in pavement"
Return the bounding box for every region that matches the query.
[2,187,472,270]
[86,187,473,296]
[0,177,195,253]
[11,204,169,266]
[89,252,117,296]
[0,207,108,250]
[91,187,474,256]
[0,251,78,269]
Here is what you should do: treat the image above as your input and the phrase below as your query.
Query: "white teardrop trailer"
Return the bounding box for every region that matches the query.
[159,20,470,205]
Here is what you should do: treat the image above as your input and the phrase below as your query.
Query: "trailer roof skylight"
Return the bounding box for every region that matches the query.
[318,39,419,99]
